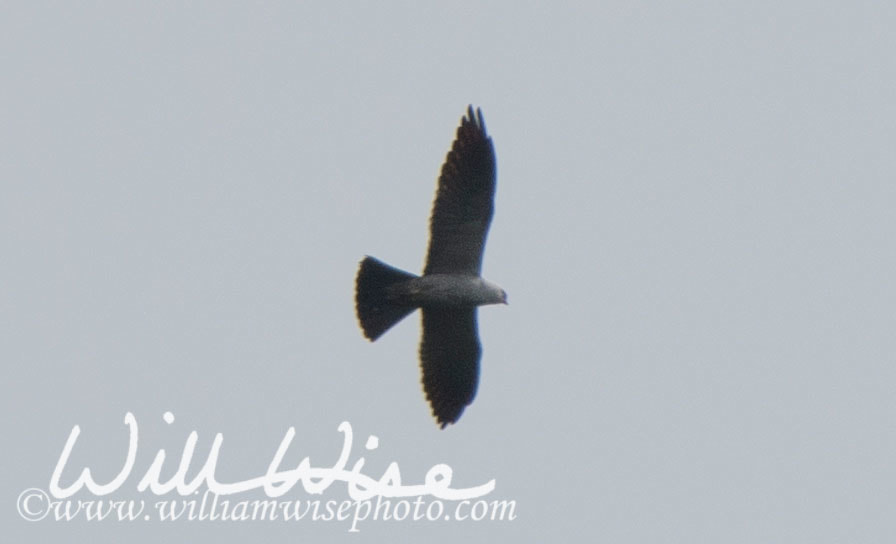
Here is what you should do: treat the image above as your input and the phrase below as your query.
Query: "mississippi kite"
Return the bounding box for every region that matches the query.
[355,106,506,428]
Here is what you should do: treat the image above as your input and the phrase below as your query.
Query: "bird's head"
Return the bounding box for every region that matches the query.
[480,279,508,306]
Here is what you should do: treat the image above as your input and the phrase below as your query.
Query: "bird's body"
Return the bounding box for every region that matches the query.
[355,106,505,428]
[401,275,506,308]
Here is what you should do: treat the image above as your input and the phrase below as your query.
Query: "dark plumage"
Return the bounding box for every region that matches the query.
[355,106,506,428]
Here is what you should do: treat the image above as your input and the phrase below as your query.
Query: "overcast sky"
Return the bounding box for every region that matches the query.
[3,3,896,542]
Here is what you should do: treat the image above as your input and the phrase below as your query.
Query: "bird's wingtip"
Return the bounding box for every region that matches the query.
[463,104,487,135]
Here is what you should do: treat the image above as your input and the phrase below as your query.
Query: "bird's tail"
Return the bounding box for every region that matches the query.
[355,256,419,341]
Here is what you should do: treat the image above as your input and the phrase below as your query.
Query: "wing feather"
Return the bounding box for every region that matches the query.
[419,308,481,427]
[423,106,497,275]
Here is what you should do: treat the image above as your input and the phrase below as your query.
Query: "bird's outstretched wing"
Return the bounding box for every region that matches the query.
[423,106,497,276]
[419,308,481,427]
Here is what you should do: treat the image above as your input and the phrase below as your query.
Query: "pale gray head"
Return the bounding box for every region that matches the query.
[480,278,508,305]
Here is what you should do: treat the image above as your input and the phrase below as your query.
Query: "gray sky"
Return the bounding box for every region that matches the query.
[3,2,896,542]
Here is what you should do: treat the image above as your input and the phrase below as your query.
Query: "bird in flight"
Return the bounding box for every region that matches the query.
[355,106,506,428]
